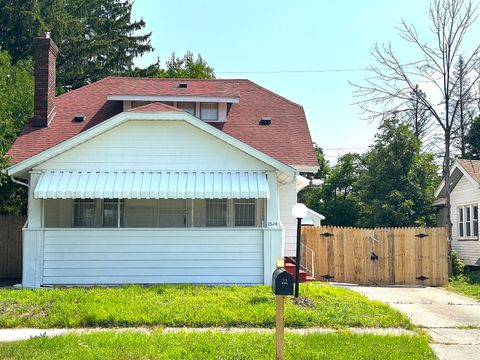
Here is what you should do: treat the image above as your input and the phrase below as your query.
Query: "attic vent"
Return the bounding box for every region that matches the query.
[73,114,86,122]
[259,117,271,125]
[178,83,188,88]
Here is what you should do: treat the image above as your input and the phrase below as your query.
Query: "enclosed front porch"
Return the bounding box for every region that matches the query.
[22,170,284,287]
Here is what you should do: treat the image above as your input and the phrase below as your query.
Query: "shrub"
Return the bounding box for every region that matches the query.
[452,250,465,277]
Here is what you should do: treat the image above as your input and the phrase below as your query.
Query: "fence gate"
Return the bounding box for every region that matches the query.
[302,226,449,286]
[0,215,26,279]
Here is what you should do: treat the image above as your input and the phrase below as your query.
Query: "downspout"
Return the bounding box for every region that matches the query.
[10,176,29,228]
[11,176,29,189]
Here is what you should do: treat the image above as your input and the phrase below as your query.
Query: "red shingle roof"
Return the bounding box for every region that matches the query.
[458,159,480,183]
[7,77,318,168]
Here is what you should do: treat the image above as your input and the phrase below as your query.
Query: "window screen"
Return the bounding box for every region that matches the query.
[206,199,227,227]
[102,199,124,227]
[234,199,256,226]
[200,103,218,121]
[177,102,196,116]
[73,199,96,227]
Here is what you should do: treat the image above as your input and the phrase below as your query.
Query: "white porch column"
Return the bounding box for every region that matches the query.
[22,171,44,288]
[263,171,283,285]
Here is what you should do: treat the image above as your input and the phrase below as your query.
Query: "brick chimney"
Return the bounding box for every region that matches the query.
[32,33,59,127]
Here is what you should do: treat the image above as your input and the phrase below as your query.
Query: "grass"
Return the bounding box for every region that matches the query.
[0,330,435,359]
[0,284,411,329]
[446,270,480,300]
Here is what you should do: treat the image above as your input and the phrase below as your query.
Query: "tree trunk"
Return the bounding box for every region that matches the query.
[444,129,453,277]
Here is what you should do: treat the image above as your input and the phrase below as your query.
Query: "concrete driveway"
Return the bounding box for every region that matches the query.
[343,285,480,360]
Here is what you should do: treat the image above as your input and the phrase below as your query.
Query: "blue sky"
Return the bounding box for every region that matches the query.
[132,1,476,163]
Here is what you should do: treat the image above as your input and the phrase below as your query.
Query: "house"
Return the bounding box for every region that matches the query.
[5,34,318,288]
[302,208,326,227]
[434,159,480,266]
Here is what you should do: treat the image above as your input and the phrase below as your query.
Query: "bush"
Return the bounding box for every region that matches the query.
[452,250,465,277]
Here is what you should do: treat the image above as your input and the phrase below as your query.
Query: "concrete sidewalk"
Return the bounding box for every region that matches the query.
[344,285,480,360]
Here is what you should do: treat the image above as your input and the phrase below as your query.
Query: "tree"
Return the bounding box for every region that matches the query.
[400,85,433,147]
[297,144,329,205]
[356,118,439,227]
[0,0,153,90]
[126,52,216,79]
[451,56,477,157]
[352,0,480,272]
[0,50,33,214]
[317,153,363,226]
[465,115,480,159]
[300,153,362,227]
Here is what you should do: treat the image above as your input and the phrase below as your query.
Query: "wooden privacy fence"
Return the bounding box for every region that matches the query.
[0,215,26,279]
[302,226,449,286]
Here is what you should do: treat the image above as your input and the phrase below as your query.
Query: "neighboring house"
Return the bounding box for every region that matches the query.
[5,34,318,288]
[302,209,326,227]
[434,159,480,266]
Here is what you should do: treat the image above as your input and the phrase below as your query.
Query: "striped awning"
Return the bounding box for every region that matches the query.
[34,170,270,199]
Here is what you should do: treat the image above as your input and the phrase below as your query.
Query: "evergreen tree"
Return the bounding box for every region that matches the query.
[451,56,476,157]
[465,115,480,160]
[0,0,153,90]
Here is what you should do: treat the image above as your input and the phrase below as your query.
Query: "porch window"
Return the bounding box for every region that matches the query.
[234,199,256,227]
[177,102,196,116]
[200,103,218,121]
[206,199,227,227]
[458,205,479,239]
[102,199,125,227]
[73,199,96,227]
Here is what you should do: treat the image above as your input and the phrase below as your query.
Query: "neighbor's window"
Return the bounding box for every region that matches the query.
[459,207,464,237]
[206,199,227,227]
[234,199,256,227]
[73,199,96,227]
[458,205,479,239]
[200,103,218,121]
[102,199,125,227]
[475,206,479,237]
[177,102,196,116]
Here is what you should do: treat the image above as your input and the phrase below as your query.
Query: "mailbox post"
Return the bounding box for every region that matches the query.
[272,264,294,360]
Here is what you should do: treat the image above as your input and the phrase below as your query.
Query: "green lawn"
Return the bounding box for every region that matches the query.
[446,271,480,300]
[0,284,411,329]
[0,331,435,360]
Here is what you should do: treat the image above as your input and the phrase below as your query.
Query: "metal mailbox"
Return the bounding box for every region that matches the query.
[272,268,294,296]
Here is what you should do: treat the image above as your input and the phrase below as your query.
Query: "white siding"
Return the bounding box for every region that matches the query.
[34,121,273,172]
[42,229,263,285]
[450,176,480,266]
[279,181,297,256]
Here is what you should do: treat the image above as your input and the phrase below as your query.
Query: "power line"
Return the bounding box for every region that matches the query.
[216,68,371,74]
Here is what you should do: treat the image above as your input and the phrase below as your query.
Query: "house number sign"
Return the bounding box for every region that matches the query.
[266,221,279,228]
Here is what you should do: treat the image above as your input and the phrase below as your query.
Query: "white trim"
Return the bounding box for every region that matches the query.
[107,95,240,103]
[295,175,310,193]
[432,198,446,207]
[292,165,319,173]
[307,208,326,220]
[434,160,480,198]
[7,111,295,180]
